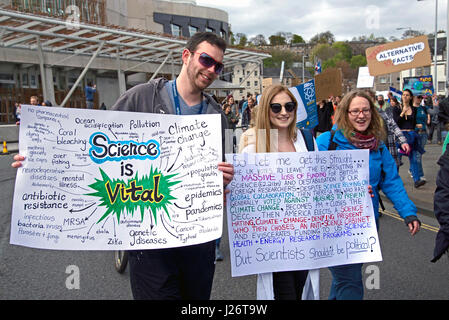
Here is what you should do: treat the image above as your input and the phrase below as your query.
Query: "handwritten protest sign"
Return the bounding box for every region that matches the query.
[366,35,431,76]
[11,105,223,250]
[225,150,382,277]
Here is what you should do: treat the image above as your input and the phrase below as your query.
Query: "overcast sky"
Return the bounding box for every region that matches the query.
[196,0,448,42]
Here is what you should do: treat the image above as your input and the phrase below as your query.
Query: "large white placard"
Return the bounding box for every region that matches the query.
[11,105,223,250]
[225,150,382,277]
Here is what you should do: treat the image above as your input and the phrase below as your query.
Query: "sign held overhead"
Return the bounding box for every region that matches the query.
[365,35,432,76]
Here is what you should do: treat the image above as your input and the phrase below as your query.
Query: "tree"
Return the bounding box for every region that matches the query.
[332,41,352,62]
[235,33,247,47]
[350,55,367,69]
[309,31,335,45]
[402,29,424,39]
[263,48,301,69]
[291,34,305,44]
[311,43,337,62]
[249,34,267,46]
[229,31,235,45]
[268,34,286,46]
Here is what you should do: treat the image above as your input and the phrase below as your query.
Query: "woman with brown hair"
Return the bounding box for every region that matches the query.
[316,89,420,300]
[239,84,318,300]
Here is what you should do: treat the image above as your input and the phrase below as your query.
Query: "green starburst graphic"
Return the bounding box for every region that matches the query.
[87,166,180,225]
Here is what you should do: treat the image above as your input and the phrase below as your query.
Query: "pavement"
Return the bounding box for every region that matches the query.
[381,142,443,218]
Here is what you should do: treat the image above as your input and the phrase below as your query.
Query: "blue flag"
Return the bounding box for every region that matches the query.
[315,61,321,75]
[389,86,402,102]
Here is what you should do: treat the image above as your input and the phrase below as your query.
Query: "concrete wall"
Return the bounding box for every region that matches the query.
[96,76,120,109]
[105,0,228,36]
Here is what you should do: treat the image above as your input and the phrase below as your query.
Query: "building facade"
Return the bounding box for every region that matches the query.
[106,0,229,41]
[0,0,237,123]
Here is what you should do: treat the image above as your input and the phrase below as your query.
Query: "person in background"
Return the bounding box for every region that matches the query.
[392,89,426,188]
[85,82,97,109]
[29,96,39,106]
[438,95,449,142]
[427,95,442,145]
[432,146,449,263]
[414,95,430,183]
[241,97,256,130]
[386,97,400,119]
[316,89,420,300]
[223,104,239,131]
[241,92,253,116]
[442,131,449,154]
[314,99,334,137]
[226,95,238,116]
[375,94,390,111]
[14,102,21,125]
[378,107,410,171]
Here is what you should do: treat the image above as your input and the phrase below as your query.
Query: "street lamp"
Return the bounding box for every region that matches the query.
[417,0,438,94]
[302,55,308,83]
[446,0,449,95]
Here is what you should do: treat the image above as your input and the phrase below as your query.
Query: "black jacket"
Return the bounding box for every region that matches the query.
[432,147,449,262]
[438,97,449,124]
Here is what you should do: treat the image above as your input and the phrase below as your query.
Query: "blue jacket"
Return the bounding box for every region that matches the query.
[85,86,96,101]
[316,130,417,222]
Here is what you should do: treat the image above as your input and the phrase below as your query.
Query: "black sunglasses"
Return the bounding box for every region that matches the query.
[191,51,224,74]
[270,102,296,113]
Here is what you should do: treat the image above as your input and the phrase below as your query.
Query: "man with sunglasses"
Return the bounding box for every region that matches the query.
[110,32,234,300]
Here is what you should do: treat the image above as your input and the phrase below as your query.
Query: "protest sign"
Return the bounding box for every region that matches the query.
[356,67,375,88]
[403,75,434,96]
[366,35,432,76]
[225,150,382,277]
[314,68,343,102]
[11,105,223,250]
[289,79,318,130]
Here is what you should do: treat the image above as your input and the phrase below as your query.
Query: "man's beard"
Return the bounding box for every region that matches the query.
[187,65,213,92]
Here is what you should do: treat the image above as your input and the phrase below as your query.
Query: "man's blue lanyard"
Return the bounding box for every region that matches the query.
[172,79,205,115]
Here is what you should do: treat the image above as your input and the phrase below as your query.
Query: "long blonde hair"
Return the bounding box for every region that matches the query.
[334,90,385,142]
[254,84,298,153]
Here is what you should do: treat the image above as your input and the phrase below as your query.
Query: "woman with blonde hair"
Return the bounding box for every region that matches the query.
[316,89,420,300]
[239,84,318,300]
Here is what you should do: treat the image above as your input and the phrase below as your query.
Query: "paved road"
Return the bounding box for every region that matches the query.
[1,151,448,300]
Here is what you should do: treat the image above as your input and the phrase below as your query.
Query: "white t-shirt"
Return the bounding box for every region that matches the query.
[240,128,317,154]
[240,128,320,300]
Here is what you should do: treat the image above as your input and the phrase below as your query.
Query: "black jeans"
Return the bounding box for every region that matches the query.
[128,240,215,300]
[273,270,309,300]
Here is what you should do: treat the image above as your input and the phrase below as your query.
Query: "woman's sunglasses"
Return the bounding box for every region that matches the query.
[270,102,296,113]
[191,51,224,74]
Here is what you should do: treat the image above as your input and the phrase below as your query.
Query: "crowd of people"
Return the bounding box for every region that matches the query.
[13,81,99,124]
[9,31,449,301]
